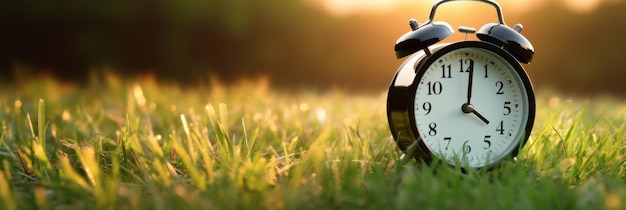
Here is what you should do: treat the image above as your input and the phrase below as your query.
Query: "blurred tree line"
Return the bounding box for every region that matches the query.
[1,0,326,81]
[0,0,625,97]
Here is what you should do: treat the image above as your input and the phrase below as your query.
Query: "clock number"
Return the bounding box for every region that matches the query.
[443,137,452,150]
[459,59,474,73]
[427,81,443,95]
[428,123,437,136]
[495,81,504,95]
[503,101,511,115]
[483,64,489,78]
[441,64,452,78]
[422,102,432,115]
[483,135,492,149]
[463,140,472,154]
[496,121,504,135]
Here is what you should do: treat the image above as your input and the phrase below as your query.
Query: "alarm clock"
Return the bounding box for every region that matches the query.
[386,0,535,170]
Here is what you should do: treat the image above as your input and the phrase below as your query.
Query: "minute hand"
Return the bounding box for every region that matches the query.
[466,65,473,104]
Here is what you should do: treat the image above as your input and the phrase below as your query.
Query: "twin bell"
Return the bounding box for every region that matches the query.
[394,0,534,64]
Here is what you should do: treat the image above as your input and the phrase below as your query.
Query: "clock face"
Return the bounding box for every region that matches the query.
[412,43,534,168]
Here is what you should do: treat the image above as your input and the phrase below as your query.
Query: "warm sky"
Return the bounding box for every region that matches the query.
[317,0,611,15]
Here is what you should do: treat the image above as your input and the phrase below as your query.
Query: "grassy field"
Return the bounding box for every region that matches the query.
[0,75,624,210]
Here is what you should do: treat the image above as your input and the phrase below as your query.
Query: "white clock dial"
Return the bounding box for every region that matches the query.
[413,47,531,168]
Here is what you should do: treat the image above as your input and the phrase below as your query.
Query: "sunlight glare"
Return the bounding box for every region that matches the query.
[317,0,612,15]
[562,0,602,13]
[319,0,426,15]
[505,0,545,14]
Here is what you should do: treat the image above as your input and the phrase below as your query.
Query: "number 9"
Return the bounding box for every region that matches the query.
[423,102,432,115]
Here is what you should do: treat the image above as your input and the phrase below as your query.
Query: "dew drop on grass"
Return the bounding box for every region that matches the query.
[316,108,327,124]
[549,96,560,108]
[299,103,309,112]
[62,110,72,121]
[253,113,262,122]
[14,100,22,108]
[133,84,146,107]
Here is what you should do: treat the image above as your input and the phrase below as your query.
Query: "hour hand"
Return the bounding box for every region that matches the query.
[471,110,490,124]
[462,104,489,124]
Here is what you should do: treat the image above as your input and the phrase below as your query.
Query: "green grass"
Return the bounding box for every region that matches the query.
[0,74,624,210]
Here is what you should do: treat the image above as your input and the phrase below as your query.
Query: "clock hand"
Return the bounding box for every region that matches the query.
[461,63,489,124]
[471,110,490,124]
[466,64,474,104]
[461,104,490,124]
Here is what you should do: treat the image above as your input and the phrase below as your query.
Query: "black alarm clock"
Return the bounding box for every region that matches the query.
[387,0,535,170]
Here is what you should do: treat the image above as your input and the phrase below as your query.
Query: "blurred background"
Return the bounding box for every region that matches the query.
[1,0,625,97]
